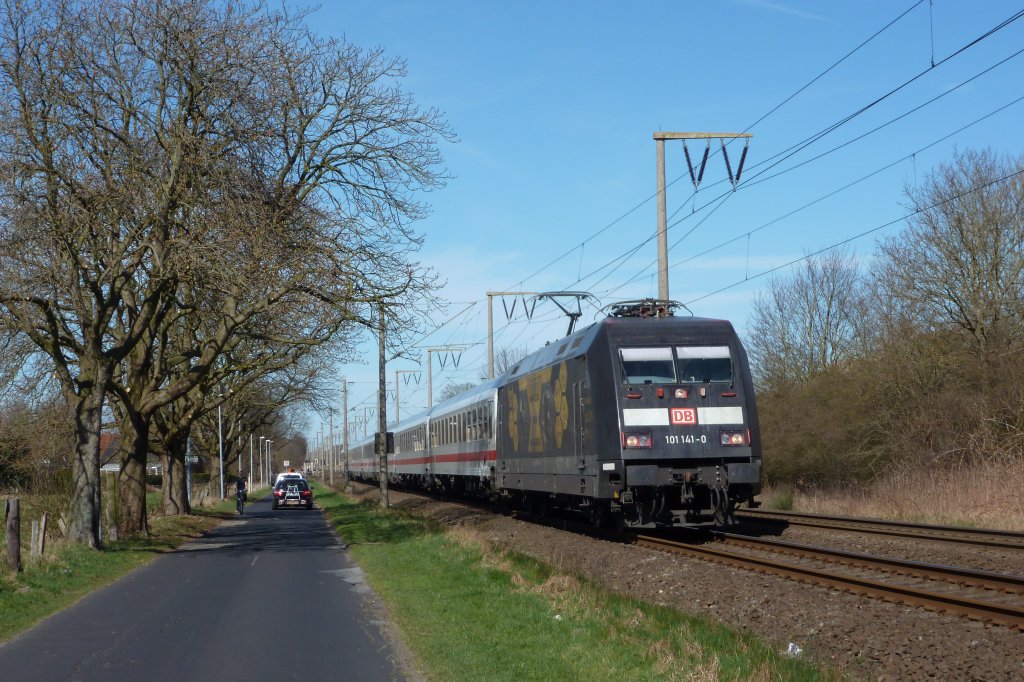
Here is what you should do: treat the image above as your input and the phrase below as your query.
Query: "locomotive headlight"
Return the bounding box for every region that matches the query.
[622,432,652,448]
[719,430,748,446]
[674,388,688,399]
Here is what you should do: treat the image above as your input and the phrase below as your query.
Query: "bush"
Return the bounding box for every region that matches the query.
[766,485,794,511]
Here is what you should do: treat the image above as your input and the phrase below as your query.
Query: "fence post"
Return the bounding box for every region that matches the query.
[38,512,48,557]
[104,473,118,542]
[5,498,20,573]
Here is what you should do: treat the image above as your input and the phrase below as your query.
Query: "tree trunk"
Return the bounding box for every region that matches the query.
[161,435,190,516]
[116,413,150,537]
[5,498,20,572]
[66,369,107,548]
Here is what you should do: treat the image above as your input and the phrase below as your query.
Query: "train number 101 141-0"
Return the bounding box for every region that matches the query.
[665,434,706,445]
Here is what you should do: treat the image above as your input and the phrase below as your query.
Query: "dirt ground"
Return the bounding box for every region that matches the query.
[348,484,1023,681]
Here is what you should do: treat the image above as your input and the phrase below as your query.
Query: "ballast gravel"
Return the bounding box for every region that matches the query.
[348,484,1023,680]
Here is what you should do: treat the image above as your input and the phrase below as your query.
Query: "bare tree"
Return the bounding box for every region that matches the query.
[875,148,1024,357]
[0,0,451,544]
[439,381,475,402]
[747,248,866,391]
[494,345,530,376]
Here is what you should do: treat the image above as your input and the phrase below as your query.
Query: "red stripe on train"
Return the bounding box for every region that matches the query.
[387,449,497,466]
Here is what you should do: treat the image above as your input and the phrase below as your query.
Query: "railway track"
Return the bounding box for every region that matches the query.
[736,508,1024,550]
[637,531,1024,629]
[347,483,1024,628]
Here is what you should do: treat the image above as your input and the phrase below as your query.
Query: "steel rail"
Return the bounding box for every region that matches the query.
[714,532,1024,594]
[636,534,1024,630]
[737,508,1024,550]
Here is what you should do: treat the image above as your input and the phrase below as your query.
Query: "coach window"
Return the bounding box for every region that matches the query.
[619,347,675,384]
[676,346,732,383]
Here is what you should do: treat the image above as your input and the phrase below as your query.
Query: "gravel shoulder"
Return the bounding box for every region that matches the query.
[349,484,1024,681]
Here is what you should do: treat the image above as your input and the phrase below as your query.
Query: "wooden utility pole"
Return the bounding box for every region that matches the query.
[377,304,389,508]
[653,131,751,300]
[341,381,349,488]
[328,410,334,485]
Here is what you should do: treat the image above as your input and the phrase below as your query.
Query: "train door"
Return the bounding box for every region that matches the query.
[572,379,587,470]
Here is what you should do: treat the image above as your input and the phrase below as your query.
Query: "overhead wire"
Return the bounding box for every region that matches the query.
[378,2,934,368]
[576,24,1024,298]
[420,2,1013,376]
[683,167,1024,306]
[668,92,1024,274]
[739,7,1024,184]
[506,0,929,293]
[343,4,1022,413]
[538,1,1003,300]
[608,78,1024,294]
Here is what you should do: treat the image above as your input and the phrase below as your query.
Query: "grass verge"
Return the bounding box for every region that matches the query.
[316,485,825,682]
[0,506,226,642]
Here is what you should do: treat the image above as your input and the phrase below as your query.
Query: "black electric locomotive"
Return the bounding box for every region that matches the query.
[349,300,761,528]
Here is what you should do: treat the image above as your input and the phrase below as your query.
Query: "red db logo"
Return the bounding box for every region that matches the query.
[670,408,697,425]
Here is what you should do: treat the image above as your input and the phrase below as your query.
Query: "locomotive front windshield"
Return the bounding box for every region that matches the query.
[676,345,732,383]
[619,345,732,384]
[620,347,675,383]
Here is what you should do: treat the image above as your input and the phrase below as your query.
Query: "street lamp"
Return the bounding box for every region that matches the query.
[248,433,254,492]
[217,389,232,500]
[259,436,265,487]
[218,400,224,500]
[267,440,274,479]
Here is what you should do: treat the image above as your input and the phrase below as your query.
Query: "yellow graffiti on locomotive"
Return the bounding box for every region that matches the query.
[511,362,570,453]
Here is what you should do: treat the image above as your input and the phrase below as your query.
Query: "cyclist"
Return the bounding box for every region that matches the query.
[235,477,247,515]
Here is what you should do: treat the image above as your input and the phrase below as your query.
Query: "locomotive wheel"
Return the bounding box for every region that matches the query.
[611,511,626,531]
[523,493,548,517]
[588,501,609,528]
[711,488,730,526]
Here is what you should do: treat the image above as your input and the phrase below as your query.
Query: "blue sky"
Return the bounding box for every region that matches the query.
[302,0,1024,441]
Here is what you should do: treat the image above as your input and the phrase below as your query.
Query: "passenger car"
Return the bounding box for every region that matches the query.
[272,478,314,510]
[273,471,305,487]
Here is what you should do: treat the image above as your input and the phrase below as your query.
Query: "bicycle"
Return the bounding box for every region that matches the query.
[236,488,246,515]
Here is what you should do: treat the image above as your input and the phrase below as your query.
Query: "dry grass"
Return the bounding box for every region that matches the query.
[775,459,1024,530]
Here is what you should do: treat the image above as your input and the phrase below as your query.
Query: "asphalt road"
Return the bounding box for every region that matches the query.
[0,495,405,681]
